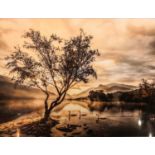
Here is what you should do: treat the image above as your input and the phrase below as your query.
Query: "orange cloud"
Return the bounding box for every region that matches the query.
[1,19,155,94]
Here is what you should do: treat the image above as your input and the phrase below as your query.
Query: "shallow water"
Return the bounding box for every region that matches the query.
[0,99,155,137]
[0,99,43,123]
[52,106,155,137]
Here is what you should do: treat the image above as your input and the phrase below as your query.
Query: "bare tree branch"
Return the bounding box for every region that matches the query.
[6,29,100,121]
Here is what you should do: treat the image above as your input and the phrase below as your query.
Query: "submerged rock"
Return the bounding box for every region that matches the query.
[56,124,79,132]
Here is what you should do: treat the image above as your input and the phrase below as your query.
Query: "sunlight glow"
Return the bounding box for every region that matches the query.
[16,128,20,137]
[149,132,152,137]
[138,119,142,127]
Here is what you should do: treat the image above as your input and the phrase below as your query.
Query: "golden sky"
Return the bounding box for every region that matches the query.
[1,19,155,94]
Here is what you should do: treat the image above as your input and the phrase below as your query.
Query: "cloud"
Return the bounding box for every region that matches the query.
[0,39,7,50]
[0,27,13,50]
[95,50,155,86]
[1,19,155,90]
[146,65,155,70]
[117,77,137,84]
[148,39,155,55]
[101,52,148,67]
[128,25,155,36]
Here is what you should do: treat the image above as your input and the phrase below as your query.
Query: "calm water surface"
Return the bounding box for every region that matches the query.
[0,99,155,137]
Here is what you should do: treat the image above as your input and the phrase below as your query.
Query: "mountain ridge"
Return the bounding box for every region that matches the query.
[70,83,137,100]
[0,75,44,99]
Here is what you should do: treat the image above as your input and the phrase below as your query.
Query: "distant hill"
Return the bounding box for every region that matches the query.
[0,75,45,99]
[70,83,137,100]
[0,75,137,101]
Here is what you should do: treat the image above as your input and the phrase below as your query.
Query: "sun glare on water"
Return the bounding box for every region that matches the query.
[138,119,142,127]
[149,132,152,137]
[16,128,20,137]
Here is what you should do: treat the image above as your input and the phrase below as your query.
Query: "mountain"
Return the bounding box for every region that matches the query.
[0,75,44,99]
[70,83,137,100]
[98,83,136,92]
[0,75,137,101]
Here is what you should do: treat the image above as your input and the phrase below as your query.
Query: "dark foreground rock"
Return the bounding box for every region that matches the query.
[20,119,59,137]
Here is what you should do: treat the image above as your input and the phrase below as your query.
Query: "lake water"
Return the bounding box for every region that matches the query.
[0,99,155,137]
[52,103,155,137]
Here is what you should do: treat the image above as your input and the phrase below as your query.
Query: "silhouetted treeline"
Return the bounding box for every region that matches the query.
[120,91,144,102]
[88,90,113,102]
[120,79,155,104]
[88,79,155,105]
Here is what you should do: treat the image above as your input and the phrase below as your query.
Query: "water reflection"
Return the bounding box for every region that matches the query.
[137,109,155,137]
[52,101,155,137]
[1,99,155,137]
[149,132,152,137]
[0,99,43,123]
[16,128,20,137]
[138,119,142,127]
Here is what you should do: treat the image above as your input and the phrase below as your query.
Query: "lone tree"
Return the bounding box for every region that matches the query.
[6,29,100,121]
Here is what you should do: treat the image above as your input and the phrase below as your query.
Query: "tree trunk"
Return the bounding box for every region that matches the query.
[43,109,51,122]
[42,93,66,122]
[43,101,56,122]
[42,92,51,122]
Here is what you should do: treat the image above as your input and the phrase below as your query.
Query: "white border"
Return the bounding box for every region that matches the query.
[0,138,155,155]
[0,0,155,18]
[1,0,155,155]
